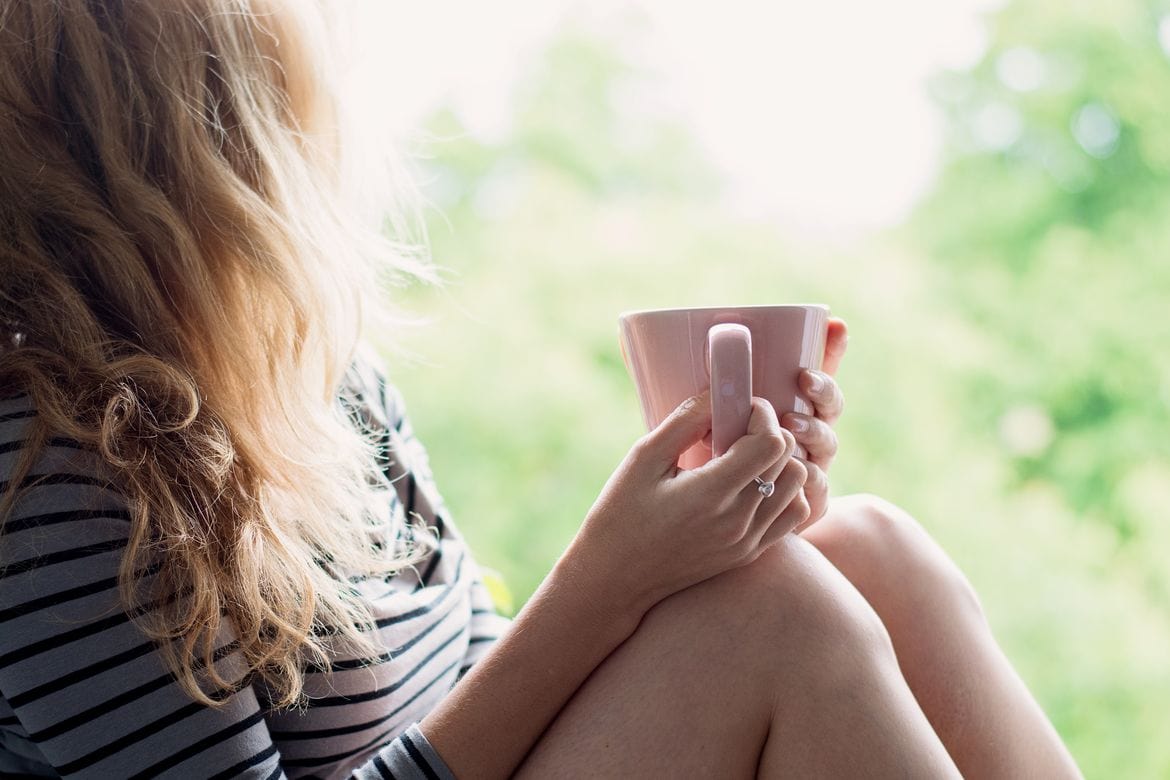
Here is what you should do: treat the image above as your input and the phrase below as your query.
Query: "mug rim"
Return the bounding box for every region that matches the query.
[619,303,829,320]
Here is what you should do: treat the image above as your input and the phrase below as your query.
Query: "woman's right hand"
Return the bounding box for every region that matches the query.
[421,393,806,779]
[569,392,810,622]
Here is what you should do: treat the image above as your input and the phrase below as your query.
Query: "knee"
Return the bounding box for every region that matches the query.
[811,493,985,624]
[647,534,899,684]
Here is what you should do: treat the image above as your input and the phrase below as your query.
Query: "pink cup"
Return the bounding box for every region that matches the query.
[619,304,829,469]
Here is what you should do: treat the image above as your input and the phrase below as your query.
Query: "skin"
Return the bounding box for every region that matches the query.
[787,319,1081,778]
[803,495,1084,779]
[514,533,960,779]
[420,317,1082,779]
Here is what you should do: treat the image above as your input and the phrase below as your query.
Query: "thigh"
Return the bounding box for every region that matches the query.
[515,533,957,779]
[514,545,790,779]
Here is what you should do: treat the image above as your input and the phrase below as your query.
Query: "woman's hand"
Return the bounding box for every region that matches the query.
[419,362,822,778]
[570,392,809,622]
[782,317,848,529]
[422,394,805,779]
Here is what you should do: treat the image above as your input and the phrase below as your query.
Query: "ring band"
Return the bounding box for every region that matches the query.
[753,476,776,498]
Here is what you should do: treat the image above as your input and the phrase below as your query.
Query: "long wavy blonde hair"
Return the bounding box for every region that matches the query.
[0,0,432,707]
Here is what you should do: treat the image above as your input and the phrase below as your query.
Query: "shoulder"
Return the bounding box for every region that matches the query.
[0,396,271,777]
[339,344,409,436]
[0,393,37,444]
[1,392,132,570]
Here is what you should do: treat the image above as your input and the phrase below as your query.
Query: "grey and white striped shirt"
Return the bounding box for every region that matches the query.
[0,356,509,778]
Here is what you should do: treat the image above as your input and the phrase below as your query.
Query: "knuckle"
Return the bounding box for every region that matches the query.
[825,397,843,419]
[825,430,839,454]
[770,429,796,461]
[811,485,828,511]
[790,493,812,524]
[701,494,726,520]
[630,433,655,460]
[766,430,790,460]
[727,520,752,549]
[752,397,780,428]
[722,514,751,546]
[806,461,827,489]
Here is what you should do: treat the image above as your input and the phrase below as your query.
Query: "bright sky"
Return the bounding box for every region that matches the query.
[358,0,1004,236]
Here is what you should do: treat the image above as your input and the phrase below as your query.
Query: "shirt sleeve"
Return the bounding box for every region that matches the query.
[343,348,512,676]
[351,725,456,780]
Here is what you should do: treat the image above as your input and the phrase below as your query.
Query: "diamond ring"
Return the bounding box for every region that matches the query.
[753,476,776,498]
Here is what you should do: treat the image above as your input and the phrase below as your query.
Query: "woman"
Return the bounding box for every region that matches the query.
[0,1,1081,778]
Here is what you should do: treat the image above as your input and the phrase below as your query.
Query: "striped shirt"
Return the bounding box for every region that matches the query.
[0,355,510,778]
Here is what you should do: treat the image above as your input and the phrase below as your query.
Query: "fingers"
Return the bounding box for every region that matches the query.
[725,440,795,514]
[747,458,810,549]
[822,317,849,376]
[793,459,829,532]
[736,456,825,552]
[758,490,811,549]
[750,453,806,509]
[698,397,794,487]
[798,369,844,424]
[640,391,712,471]
[780,412,837,470]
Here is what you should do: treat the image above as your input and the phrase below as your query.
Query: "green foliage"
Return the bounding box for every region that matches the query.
[381,7,1170,776]
[908,8,1170,768]
[915,0,1170,590]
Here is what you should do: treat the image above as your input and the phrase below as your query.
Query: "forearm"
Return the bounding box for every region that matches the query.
[419,538,646,779]
[419,393,796,778]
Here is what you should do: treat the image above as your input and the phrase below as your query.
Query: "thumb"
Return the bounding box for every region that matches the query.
[822,317,848,376]
[641,391,712,467]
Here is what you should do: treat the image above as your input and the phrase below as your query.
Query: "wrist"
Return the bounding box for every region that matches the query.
[549,532,651,641]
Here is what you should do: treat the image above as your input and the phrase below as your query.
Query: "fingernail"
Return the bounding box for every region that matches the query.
[807,372,825,392]
[787,416,809,433]
[681,395,698,410]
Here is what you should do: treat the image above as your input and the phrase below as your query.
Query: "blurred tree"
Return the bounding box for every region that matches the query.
[419,27,719,223]
[384,8,1170,775]
[913,0,1170,578]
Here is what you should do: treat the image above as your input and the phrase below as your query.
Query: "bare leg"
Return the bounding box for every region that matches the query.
[801,494,1083,779]
[515,533,960,779]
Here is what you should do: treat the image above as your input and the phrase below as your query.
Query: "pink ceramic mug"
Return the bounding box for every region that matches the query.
[619,304,830,469]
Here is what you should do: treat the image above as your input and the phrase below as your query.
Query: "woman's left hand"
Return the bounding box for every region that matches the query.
[782,317,848,529]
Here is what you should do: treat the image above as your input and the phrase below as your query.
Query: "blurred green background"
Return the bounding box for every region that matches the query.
[376,0,1170,775]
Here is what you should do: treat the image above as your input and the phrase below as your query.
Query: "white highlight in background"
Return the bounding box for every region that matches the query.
[356,0,1004,236]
